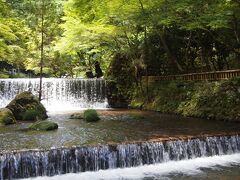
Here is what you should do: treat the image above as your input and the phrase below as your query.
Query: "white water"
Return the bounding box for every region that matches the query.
[30,153,240,180]
[0,78,108,111]
[2,135,238,179]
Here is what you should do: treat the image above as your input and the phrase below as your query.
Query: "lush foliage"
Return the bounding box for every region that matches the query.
[131,78,240,121]
[60,0,240,73]
[0,0,65,76]
[0,1,26,67]
[56,0,240,102]
[0,0,239,78]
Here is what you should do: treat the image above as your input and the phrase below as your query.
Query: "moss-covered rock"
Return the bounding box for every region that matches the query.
[0,108,16,125]
[83,109,100,122]
[29,121,58,131]
[6,91,47,121]
[22,109,42,121]
[70,113,83,119]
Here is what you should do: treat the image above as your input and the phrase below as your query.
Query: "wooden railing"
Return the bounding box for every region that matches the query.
[143,69,240,82]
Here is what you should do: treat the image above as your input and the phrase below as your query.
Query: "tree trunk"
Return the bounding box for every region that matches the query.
[138,0,150,102]
[159,28,183,72]
[39,0,44,101]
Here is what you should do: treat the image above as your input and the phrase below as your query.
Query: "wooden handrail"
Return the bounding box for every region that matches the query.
[143,69,240,82]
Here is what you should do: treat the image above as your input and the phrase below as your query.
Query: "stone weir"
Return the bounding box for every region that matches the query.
[0,133,240,179]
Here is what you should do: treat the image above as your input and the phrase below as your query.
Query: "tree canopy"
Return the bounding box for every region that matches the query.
[0,0,239,77]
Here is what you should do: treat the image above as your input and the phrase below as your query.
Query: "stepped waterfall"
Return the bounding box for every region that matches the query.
[0,135,239,179]
[0,78,108,110]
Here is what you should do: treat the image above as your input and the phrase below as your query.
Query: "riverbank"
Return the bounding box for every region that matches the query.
[130,77,240,122]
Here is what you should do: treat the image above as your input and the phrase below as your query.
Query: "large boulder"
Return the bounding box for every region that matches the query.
[29,120,58,131]
[83,109,100,122]
[6,91,48,121]
[0,108,16,125]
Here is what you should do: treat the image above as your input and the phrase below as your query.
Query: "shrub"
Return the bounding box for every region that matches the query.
[132,79,240,121]
[83,109,100,122]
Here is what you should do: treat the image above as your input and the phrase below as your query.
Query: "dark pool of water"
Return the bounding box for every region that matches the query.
[0,109,240,151]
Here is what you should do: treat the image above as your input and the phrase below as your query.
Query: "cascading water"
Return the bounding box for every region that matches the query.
[0,135,239,179]
[0,78,108,111]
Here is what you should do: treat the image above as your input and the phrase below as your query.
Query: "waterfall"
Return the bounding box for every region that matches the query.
[0,78,108,111]
[0,135,239,179]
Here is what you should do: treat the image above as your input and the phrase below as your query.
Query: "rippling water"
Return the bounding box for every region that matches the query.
[1,110,240,151]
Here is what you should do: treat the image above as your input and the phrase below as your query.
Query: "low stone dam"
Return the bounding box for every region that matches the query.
[0,78,108,111]
[0,134,239,179]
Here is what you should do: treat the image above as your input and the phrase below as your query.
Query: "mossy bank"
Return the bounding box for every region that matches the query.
[130,77,240,122]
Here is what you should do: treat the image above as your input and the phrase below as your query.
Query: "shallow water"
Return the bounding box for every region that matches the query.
[1,109,240,151]
[28,153,240,180]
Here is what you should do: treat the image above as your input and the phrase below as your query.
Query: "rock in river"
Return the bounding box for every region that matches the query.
[6,91,48,121]
[0,108,16,125]
[29,120,58,131]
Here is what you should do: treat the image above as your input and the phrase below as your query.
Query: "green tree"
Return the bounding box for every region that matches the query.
[0,1,27,68]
